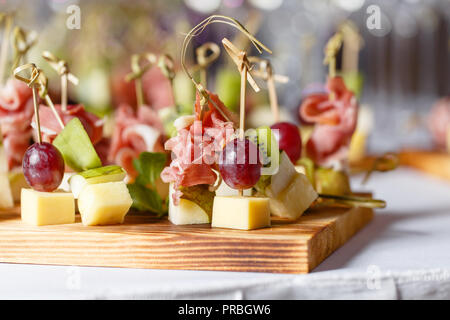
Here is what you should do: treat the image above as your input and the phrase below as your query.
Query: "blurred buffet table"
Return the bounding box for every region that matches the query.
[0,167,449,300]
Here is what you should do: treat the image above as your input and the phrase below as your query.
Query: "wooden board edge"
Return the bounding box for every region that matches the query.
[306,207,374,272]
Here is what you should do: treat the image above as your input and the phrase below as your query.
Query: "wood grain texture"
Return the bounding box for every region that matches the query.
[0,206,373,273]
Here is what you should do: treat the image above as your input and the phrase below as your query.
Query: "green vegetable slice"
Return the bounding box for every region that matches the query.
[318,193,386,209]
[179,185,215,218]
[53,118,102,172]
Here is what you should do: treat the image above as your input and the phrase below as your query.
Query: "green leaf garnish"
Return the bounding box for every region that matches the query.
[127,183,166,216]
[133,152,167,186]
[127,151,168,217]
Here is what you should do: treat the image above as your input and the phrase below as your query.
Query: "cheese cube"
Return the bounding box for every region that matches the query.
[169,198,210,225]
[212,196,270,230]
[295,165,306,175]
[78,181,132,226]
[168,183,210,225]
[0,147,13,208]
[9,169,30,202]
[21,188,75,226]
[268,151,297,196]
[0,172,13,208]
[266,173,318,220]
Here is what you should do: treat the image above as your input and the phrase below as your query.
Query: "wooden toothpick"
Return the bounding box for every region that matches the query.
[0,13,13,86]
[323,32,343,100]
[14,64,44,143]
[239,54,247,140]
[125,53,157,109]
[12,27,37,71]
[248,57,289,123]
[158,54,177,110]
[194,42,220,89]
[340,20,364,74]
[222,38,261,198]
[222,38,260,93]
[42,51,79,112]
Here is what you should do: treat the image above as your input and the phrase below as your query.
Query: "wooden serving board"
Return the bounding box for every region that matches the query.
[0,206,373,274]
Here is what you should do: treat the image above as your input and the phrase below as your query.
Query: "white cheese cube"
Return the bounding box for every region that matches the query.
[267,151,297,197]
[267,173,318,220]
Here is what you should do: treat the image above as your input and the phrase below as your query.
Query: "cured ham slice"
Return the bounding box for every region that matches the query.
[428,97,450,150]
[108,104,164,176]
[142,66,174,110]
[299,77,358,166]
[0,79,34,169]
[161,90,235,204]
[33,104,103,145]
[0,78,33,111]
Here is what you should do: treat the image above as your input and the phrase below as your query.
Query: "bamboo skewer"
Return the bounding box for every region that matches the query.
[180,15,271,126]
[0,13,13,86]
[125,53,157,109]
[42,51,79,112]
[194,42,220,89]
[14,63,65,132]
[12,27,37,71]
[340,21,364,74]
[222,39,260,197]
[323,32,343,100]
[248,57,289,123]
[158,54,177,110]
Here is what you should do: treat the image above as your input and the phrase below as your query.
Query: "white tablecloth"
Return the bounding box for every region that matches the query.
[1,168,450,300]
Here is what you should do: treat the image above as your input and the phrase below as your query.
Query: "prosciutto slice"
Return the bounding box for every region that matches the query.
[161,91,235,205]
[299,77,358,166]
[0,79,34,169]
[428,97,450,150]
[34,104,104,145]
[108,104,164,177]
[142,66,175,110]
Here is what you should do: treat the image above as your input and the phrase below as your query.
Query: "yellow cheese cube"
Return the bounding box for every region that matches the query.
[21,188,75,226]
[78,181,132,226]
[212,196,270,230]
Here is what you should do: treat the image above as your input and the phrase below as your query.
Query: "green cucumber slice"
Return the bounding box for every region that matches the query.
[53,118,102,172]
[69,165,126,198]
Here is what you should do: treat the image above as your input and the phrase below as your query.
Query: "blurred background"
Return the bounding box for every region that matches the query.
[1,0,449,155]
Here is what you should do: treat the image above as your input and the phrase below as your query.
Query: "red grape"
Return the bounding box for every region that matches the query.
[22,142,65,192]
[270,122,302,162]
[219,138,261,190]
